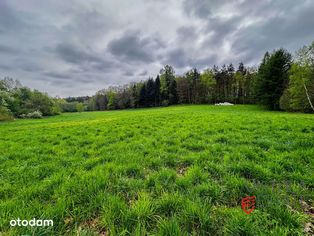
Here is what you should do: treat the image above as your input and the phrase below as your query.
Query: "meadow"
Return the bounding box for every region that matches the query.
[0,105,313,235]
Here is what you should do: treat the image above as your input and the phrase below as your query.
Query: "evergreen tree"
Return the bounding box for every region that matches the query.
[130,84,140,108]
[139,83,147,107]
[154,75,161,106]
[146,78,155,106]
[234,63,247,103]
[256,49,292,110]
[237,62,246,75]
[169,79,178,105]
[227,64,235,102]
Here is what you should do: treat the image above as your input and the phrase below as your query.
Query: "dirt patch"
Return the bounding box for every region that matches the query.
[76,218,107,236]
[301,200,314,235]
[177,166,187,176]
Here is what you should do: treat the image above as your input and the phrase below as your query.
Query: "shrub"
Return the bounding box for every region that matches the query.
[51,102,61,115]
[26,110,43,119]
[76,103,85,112]
[60,101,79,112]
[0,106,13,121]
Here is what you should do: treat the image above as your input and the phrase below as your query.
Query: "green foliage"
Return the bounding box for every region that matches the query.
[279,88,291,111]
[59,100,79,112]
[107,90,117,110]
[256,49,292,110]
[24,110,43,119]
[200,68,216,103]
[280,42,314,112]
[160,65,178,105]
[27,90,58,116]
[175,64,256,105]
[185,68,201,104]
[0,105,13,121]
[0,105,312,235]
[76,103,85,112]
[0,78,60,119]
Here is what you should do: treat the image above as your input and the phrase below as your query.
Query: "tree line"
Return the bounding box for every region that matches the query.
[0,79,61,120]
[83,62,256,112]
[82,41,314,113]
[1,41,313,120]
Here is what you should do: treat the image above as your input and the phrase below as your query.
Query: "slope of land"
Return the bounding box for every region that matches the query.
[0,105,313,235]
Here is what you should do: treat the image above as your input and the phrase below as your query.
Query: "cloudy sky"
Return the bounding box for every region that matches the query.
[1,0,314,97]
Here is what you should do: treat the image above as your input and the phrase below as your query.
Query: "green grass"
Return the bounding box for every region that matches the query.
[0,105,313,235]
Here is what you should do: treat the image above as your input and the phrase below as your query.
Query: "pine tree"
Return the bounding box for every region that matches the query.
[227,64,235,102]
[169,79,178,105]
[155,75,161,106]
[235,62,247,103]
[146,78,155,107]
[139,83,147,107]
[256,49,292,110]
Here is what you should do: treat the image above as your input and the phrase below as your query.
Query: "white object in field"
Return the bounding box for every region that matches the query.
[215,102,234,106]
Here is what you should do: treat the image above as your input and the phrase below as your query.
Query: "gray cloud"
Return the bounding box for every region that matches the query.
[204,15,242,46]
[193,55,218,69]
[0,65,12,70]
[107,31,164,63]
[0,0,313,96]
[183,0,213,19]
[123,71,134,77]
[163,48,188,68]
[20,64,42,72]
[54,43,101,65]
[43,71,73,80]
[230,0,314,64]
[0,1,24,33]
[138,70,148,76]
[176,26,197,40]
[163,48,217,69]
[0,45,19,54]
[53,43,116,73]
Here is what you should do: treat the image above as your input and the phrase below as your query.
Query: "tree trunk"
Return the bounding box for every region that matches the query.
[303,79,314,111]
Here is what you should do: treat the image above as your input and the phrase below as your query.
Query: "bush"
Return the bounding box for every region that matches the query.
[76,103,84,112]
[51,103,61,115]
[0,106,13,121]
[26,110,43,119]
[60,101,79,112]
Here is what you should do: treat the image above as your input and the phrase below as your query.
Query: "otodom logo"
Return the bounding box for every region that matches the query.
[241,196,256,214]
[10,218,53,227]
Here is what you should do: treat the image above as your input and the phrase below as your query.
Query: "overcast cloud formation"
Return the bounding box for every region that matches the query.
[0,0,313,97]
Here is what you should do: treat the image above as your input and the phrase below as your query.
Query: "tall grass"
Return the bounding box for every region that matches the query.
[0,105,313,235]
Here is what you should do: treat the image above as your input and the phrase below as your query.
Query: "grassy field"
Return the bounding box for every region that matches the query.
[0,105,313,235]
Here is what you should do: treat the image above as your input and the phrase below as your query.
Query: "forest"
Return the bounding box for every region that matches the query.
[1,42,314,121]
